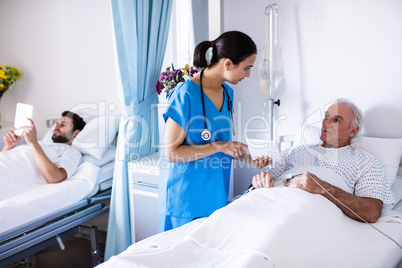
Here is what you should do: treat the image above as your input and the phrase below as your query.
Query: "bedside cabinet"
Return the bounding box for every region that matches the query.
[128,152,160,243]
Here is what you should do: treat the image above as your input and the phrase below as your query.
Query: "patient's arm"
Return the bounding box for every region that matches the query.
[285,172,382,223]
[22,120,67,183]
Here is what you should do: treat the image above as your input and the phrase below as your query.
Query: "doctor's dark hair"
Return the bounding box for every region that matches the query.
[61,111,86,131]
[193,31,257,68]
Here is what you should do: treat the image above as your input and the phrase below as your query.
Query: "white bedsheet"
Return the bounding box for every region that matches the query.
[0,161,100,234]
[99,169,402,268]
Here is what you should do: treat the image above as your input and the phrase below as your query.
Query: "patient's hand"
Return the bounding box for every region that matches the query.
[21,118,39,146]
[1,128,22,152]
[252,171,274,189]
[284,172,326,195]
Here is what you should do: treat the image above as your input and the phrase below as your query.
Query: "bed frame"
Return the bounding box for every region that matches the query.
[0,188,111,267]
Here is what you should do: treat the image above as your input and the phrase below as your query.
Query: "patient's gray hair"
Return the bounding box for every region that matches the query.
[336,98,363,134]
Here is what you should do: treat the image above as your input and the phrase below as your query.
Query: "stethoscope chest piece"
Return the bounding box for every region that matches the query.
[199,68,234,141]
[201,129,211,141]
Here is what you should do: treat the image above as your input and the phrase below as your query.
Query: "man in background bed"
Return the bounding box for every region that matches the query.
[1,111,86,184]
[251,98,394,223]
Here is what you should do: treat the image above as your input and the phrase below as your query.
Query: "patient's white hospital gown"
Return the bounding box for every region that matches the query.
[0,142,82,201]
[269,144,394,205]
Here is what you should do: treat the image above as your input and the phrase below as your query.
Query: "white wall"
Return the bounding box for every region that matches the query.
[1,0,401,197]
[0,0,120,138]
[221,0,402,194]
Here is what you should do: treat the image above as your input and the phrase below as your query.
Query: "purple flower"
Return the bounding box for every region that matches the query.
[190,69,199,75]
[156,64,199,98]
[156,80,162,95]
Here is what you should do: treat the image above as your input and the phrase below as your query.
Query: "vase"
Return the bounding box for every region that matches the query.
[158,91,167,103]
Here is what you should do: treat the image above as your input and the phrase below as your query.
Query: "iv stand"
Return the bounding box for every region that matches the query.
[265,3,280,141]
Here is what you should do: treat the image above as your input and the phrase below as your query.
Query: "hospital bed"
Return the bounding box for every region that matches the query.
[0,114,118,267]
[97,125,402,268]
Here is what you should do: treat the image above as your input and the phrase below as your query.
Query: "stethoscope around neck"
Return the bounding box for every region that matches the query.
[199,69,235,141]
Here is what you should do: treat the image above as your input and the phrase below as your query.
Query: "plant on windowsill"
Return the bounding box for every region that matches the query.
[0,65,22,100]
[0,65,22,127]
[156,64,199,99]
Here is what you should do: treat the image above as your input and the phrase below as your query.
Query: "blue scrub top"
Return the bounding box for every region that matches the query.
[158,80,233,218]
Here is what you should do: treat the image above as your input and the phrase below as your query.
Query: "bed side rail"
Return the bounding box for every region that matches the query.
[0,200,109,267]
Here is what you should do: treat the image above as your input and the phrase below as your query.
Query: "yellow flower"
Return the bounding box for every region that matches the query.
[0,65,22,96]
[183,64,190,76]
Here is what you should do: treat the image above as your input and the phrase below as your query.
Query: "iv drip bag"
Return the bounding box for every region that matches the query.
[258,46,284,99]
[258,46,271,99]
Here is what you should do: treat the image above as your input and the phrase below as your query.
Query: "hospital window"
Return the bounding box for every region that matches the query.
[162,0,209,71]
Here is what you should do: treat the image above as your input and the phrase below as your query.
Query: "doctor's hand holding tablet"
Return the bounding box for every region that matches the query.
[246,138,281,162]
[220,140,272,169]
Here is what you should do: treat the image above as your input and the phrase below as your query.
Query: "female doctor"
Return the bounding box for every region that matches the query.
[159,31,271,232]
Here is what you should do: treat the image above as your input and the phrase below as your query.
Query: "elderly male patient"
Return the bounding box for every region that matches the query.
[1,111,86,184]
[251,99,393,223]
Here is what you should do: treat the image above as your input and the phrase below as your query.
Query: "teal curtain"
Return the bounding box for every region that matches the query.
[105,0,172,260]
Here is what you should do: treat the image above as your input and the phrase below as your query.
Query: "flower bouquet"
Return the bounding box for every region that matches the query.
[156,64,199,98]
[0,65,22,100]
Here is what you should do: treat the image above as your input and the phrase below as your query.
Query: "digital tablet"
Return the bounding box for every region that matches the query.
[246,138,281,161]
[13,103,34,136]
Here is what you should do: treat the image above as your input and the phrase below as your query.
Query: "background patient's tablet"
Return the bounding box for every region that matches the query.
[14,103,34,136]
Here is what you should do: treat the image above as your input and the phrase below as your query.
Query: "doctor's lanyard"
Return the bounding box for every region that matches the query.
[199,69,235,141]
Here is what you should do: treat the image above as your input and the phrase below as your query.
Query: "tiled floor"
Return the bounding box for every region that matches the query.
[7,234,105,268]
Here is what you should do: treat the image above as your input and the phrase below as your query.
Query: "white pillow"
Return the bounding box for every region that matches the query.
[82,146,116,167]
[391,175,402,205]
[293,124,322,146]
[293,125,402,185]
[40,124,56,144]
[72,115,118,160]
[351,136,402,185]
[41,115,118,160]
